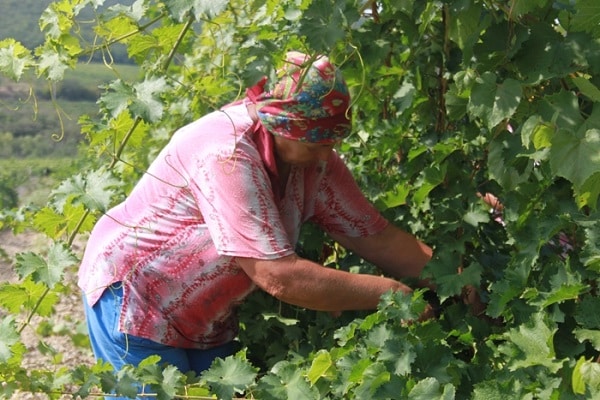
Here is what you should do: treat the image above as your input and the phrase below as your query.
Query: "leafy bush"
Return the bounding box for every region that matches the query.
[0,0,599,399]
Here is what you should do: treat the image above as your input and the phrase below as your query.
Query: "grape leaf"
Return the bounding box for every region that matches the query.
[468,72,522,129]
[408,377,455,400]
[15,242,77,289]
[100,79,134,119]
[574,330,600,351]
[378,339,416,376]
[581,225,600,270]
[257,361,318,400]
[503,313,562,373]
[37,48,70,81]
[571,0,600,36]
[307,350,333,385]
[0,316,20,363]
[202,356,257,400]
[51,168,120,213]
[550,128,600,189]
[164,0,229,21]
[130,77,168,122]
[508,0,550,18]
[0,39,33,81]
[0,279,59,317]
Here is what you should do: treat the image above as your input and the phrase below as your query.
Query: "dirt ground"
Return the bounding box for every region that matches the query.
[0,228,96,399]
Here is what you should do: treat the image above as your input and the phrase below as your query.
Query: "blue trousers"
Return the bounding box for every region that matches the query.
[83,283,237,388]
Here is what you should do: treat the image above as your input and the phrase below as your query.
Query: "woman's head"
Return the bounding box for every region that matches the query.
[254,52,352,144]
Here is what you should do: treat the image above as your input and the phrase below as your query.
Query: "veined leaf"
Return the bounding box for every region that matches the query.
[408,377,455,400]
[39,2,74,39]
[15,242,77,289]
[202,356,257,400]
[572,356,600,396]
[468,72,522,129]
[37,46,71,81]
[164,0,229,22]
[51,167,121,213]
[0,316,19,363]
[581,225,600,270]
[0,278,60,316]
[34,202,96,239]
[508,0,550,18]
[307,350,333,385]
[571,0,600,36]
[576,171,600,210]
[572,75,600,102]
[0,39,33,81]
[502,313,562,373]
[550,128,600,189]
[574,330,600,351]
[130,77,168,122]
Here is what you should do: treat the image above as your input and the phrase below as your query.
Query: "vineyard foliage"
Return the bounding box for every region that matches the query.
[1,0,600,398]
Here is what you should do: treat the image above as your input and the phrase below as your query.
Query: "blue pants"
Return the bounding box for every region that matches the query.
[83,283,237,382]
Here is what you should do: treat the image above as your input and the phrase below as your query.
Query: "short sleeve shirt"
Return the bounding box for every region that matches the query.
[78,103,387,349]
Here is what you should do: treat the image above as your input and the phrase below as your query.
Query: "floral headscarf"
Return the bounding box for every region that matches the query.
[231,52,352,199]
[250,52,352,143]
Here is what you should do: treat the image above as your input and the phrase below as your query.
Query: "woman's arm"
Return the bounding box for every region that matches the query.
[330,223,433,281]
[235,253,413,311]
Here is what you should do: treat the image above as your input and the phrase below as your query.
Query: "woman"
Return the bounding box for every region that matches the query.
[79,52,433,378]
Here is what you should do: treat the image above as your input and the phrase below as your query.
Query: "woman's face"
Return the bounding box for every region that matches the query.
[273,135,335,167]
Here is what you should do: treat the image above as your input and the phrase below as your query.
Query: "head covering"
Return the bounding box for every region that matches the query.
[251,52,352,143]
[233,52,351,200]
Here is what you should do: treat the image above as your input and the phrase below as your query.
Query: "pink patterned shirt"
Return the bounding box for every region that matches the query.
[78,103,387,349]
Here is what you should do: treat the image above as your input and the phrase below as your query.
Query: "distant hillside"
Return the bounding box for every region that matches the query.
[0,0,134,62]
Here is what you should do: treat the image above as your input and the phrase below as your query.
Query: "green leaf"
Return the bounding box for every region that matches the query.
[463,204,490,227]
[574,330,600,351]
[15,242,77,288]
[257,361,318,400]
[521,115,554,150]
[412,164,447,205]
[353,362,391,399]
[99,79,133,119]
[307,350,333,385]
[202,356,257,400]
[581,225,600,270]
[550,128,600,189]
[436,262,483,299]
[508,0,550,17]
[37,48,70,81]
[378,339,416,376]
[0,278,59,316]
[576,171,600,210]
[575,296,600,329]
[572,356,600,396]
[0,316,20,363]
[408,377,455,400]
[502,313,562,373]
[159,365,185,400]
[130,77,168,122]
[572,75,600,102]
[51,168,120,213]
[0,39,33,81]
[164,0,229,21]
[375,184,410,210]
[540,283,587,307]
[468,72,522,129]
[571,0,600,36]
